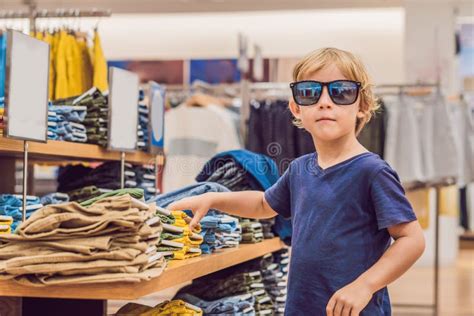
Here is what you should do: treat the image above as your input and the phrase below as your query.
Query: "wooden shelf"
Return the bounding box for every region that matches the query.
[0,238,284,300]
[0,137,162,165]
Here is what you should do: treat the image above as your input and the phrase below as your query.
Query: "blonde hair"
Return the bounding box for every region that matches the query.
[291,47,378,135]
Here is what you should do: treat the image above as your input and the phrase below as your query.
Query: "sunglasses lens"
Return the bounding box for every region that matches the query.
[293,82,322,105]
[328,81,359,105]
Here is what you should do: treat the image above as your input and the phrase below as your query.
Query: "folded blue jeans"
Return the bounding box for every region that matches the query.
[148,182,230,207]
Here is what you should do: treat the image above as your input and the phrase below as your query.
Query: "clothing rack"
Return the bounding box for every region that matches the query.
[376,82,445,315]
[0,4,111,33]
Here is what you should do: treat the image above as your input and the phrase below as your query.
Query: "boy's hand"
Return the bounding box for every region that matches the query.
[326,280,373,316]
[167,194,213,230]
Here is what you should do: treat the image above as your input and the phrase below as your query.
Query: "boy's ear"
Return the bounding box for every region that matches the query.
[288,99,301,119]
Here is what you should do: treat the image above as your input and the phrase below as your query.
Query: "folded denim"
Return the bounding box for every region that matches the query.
[176,293,255,315]
[40,192,69,205]
[49,106,87,122]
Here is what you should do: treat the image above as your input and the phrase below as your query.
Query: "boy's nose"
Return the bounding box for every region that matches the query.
[317,87,333,109]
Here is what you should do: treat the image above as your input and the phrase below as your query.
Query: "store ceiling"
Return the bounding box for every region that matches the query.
[1,0,471,14]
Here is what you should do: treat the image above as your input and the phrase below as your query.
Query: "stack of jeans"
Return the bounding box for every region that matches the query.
[0,195,43,232]
[40,192,69,205]
[117,300,203,315]
[47,105,88,143]
[0,193,166,286]
[199,210,241,254]
[176,293,255,315]
[272,248,290,315]
[240,219,264,244]
[135,164,159,200]
[68,88,109,147]
[137,101,149,152]
[47,110,59,140]
[260,218,275,239]
[57,162,138,193]
[178,267,273,315]
[199,159,252,191]
[67,185,102,203]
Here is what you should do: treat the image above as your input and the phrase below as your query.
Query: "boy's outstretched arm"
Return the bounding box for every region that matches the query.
[326,220,425,316]
[167,191,278,229]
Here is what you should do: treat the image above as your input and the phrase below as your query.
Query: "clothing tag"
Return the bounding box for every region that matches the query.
[145,216,160,226]
[267,263,278,271]
[254,232,264,238]
[130,198,149,210]
[161,240,184,248]
[147,252,163,263]
[143,174,156,180]
[258,309,272,315]
[249,271,261,277]
[188,247,202,254]
[251,290,265,297]
[258,296,271,304]
[124,170,136,177]
[250,283,264,288]
[162,223,183,233]
[145,246,156,254]
[156,206,171,216]
[251,223,262,228]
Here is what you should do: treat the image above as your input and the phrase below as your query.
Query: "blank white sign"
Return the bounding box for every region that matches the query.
[108,67,139,151]
[5,30,49,142]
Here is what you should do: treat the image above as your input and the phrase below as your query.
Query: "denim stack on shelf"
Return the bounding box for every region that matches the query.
[239,219,264,244]
[134,164,159,200]
[47,104,88,143]
[137,97,149,152]
[0,195,43,232]
[198,210,241,254]
[272,248,290,315]
[177,259,274,315]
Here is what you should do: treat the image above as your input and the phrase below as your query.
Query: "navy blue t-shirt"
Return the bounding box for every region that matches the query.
[264,152,417,315]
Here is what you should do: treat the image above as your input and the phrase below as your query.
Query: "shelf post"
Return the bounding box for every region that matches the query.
[120,152,125,189]
[22,140,29,222]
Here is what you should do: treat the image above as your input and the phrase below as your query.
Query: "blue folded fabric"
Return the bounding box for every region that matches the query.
[40,192,69,205]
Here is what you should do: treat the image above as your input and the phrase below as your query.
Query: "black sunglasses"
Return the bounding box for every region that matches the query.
[290,80,362,106]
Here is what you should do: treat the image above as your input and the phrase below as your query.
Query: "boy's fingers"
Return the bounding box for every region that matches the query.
[189,208,206,230]
[326,297,336,316]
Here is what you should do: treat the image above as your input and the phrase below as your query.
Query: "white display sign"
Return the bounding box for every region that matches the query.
[4,30,49,142]
[108,67,139,151]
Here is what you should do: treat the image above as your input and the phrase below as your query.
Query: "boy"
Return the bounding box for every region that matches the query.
[168,48,425,316]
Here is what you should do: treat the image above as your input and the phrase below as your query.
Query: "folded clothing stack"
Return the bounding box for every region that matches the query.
[178,265,273,315]
[0,191,166,286]
[272,248,290,315]
[134,164,159,200]
[137,100,149,152]
[0,216,13,234]
[199,210,241,254]
[199,158,253,191]
[57,87,109,147]
[260,218,275,239]
[176,293,255,316]
[0,195,43,232]
[67,185,102,203]
[149,182,240,255]
[155,206,203,260]
[40,192,69,205]
[48,105,88,143]
[57,162,139,193]
[240,219,264,244]
[117,300,203,316]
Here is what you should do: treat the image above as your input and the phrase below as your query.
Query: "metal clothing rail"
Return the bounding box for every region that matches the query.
[377,81,444,315]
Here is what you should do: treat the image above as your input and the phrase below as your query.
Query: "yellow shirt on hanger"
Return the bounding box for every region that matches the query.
[92,30,108,92]
[77,37,93,92]
[55,30,69,100]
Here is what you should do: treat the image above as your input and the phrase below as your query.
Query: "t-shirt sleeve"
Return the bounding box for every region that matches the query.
[370,166,417,230]
[264,166,291,219]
